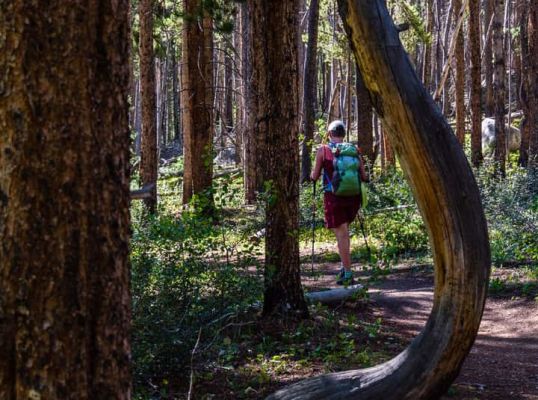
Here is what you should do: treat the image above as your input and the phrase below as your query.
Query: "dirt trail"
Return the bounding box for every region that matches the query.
[368,270,538,400]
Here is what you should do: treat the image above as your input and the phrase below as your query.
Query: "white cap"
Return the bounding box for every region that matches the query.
[328,120,346,132]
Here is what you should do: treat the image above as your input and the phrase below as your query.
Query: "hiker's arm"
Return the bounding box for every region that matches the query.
[310,147,324,181]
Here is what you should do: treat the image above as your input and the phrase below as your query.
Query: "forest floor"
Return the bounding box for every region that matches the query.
[361,265,538,400]
[185,261,538,400]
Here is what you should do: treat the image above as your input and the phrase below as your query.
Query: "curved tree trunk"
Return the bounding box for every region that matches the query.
[267,0,490,398]
[0,1,132,398]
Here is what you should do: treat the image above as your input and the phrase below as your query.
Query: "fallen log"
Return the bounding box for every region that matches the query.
[161,168,240,180]
[305,284,364,304]
[130,183,156,200]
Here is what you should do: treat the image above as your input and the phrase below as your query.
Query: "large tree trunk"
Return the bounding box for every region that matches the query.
[181,0,214,209]
[528,0,538,167]
[267,0,490,398]
[470,0,483,167]
[300,0,320,184]
[0,2,132,398]
[493,0,507,174]
[248,0,308,317]
[519,0,531,167]
[140,0,158,212]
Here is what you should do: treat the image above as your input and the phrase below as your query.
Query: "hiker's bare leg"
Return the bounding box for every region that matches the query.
[332,223,351,271]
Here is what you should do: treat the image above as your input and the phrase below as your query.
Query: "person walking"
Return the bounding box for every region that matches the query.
[310,120,369,284]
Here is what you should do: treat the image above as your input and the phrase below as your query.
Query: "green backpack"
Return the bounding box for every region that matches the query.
[325,143,362,197]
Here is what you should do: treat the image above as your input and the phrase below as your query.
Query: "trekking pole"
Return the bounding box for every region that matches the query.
[311,180,316,276]
[357,211,371,260]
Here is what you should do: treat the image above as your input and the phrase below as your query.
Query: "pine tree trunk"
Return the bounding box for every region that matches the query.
[519,0,531,166]
[224,43,234,158]
[300,0,320,183]
[493,0,507,174]
[233,21,243,165]
[181,0,214,209]
[528,0,538,167]
[485,0,495,116]
[243,2,262,204]
[268,0,490,397]
[248,0,308,317]
[423,0,434,90]
[0,2,132,398]
[454,0,466,144]
[140,0,158,212]
[383,126,396,167]
[470,0,483,167]
[356,65,374,164]
[298,0,306,128]
[171,40,182,145]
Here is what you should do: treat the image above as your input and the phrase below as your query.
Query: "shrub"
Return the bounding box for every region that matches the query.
[131,194,263,389]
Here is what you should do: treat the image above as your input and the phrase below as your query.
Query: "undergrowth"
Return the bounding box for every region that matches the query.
[131,161,537,398]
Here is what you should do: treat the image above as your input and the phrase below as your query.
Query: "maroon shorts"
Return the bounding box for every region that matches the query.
[323,192,361,229]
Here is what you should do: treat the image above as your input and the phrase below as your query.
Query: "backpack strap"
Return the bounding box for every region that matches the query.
[321,145,333,192]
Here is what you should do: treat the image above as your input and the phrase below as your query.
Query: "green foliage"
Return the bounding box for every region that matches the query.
[476,164,538,265]
[399,1,432,45]
[363,168,429,258]
[131,180,264,390]
[316,0,349,60]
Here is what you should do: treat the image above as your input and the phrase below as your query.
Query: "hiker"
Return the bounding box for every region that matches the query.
[310,120,369,285]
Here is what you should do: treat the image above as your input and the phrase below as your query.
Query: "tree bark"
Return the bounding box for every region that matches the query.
[423,0,434,90]
[493,0,507,174]
[356,64,374,164]
[267,0,490,398]
[454,0,466,145]
[383,125,396,168]
[528,0,538,167]
[248,0,308,317]
[243,2,261,204]
[519,0,530,167]
[140,0,158,212]
[224,42,234,156]
[300,0,320,183]
[0,2,132,398]
[171,40,182,146]
[181,0,215,210]
[470,0,483,167]
[484,0,495,116]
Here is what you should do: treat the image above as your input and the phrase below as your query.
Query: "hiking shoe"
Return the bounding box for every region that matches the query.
[337,266,345,279]
[337,270,354,286]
